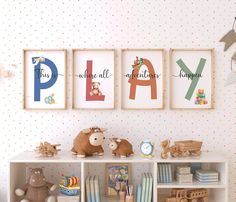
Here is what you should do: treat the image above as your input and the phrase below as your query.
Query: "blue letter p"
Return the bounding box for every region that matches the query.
[33,57,58,101]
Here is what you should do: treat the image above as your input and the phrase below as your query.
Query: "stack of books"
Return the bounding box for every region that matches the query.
[136,172,153,202]
[176,166,193,183]
[85,175,100,202]
[195,170,219,183]
[157,163,172,183]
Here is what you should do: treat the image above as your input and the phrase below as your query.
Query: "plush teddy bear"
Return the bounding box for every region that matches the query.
[89,82,102,96]
[15,168,57,202]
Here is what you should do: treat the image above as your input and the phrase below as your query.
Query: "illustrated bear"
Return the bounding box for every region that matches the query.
[109,138,134,158]
[71,127,106,158]
[15,168,57,202]
[89,82,102,96]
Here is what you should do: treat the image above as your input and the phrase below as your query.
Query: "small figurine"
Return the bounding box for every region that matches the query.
[161,139,171,159]
[59,175,80,196]
[109,138,134,158]
[90,82,102,96]
[164,188,208,202]
[161,140,202,159]
[35,141,61,157]
[140,140,154,158]
[71,127,106,158]
[15,168,57,202]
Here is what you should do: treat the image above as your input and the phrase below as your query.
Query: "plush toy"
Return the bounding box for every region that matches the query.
[89,82,102,96]
[71,127,106,158]
[15,168,57,202]
[109,138,134,158]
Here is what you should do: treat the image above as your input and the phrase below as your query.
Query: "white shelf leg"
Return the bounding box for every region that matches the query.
[8,162,11,202]
[81,162,85,202]
[153,162,157,202]
[225,161,229,202]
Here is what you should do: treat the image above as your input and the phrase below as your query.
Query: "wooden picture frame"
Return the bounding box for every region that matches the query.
[23,49,67,109]
[105,163,132,197]
[72,49,115,109]
[121,49,165,109]
[170,49,214,109]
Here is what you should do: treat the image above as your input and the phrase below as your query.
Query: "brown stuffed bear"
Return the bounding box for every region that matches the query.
[89,82,102,96]
[109,138,134,158]
[71,127,106,158]
[15,168,57,202]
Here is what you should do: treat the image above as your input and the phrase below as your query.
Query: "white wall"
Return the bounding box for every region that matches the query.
[0,0,235,201]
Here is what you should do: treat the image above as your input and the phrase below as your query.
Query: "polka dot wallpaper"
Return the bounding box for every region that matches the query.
[0,0,236,201]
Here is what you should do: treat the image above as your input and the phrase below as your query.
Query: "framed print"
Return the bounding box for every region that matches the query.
[73,49,115,109]
[105,163,131,197]
[170,49,213,109]
[122,49,164,109]
[23,49,66,109]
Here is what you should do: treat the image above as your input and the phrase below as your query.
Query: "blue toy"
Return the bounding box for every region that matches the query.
[59,175,80,196]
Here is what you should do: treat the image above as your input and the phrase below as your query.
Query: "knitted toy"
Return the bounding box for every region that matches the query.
[15,168,57,202]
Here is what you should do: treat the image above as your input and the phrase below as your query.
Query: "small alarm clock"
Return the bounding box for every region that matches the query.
[140,140,154,157]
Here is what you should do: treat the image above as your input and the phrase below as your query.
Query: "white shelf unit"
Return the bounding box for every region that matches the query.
[8,151,228,202]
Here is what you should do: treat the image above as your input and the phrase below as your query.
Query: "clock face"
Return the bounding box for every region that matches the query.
[140,142,153,155]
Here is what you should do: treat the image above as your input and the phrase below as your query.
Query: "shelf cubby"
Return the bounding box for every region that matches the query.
[156,162,227,188]
[157,188,226,202]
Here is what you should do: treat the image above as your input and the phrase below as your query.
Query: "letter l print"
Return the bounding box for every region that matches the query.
[176,58,206,100]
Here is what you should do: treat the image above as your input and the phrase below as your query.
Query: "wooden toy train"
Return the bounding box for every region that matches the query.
[165,188,208,202]
[161,140,202,159]
[59,175,80,196]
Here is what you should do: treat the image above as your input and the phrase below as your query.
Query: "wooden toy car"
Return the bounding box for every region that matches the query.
[165,188,208,202]
[161,140,202,159]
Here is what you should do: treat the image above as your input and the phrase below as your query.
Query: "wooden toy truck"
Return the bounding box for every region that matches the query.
[165,188,208,202]
[161,140,202,159]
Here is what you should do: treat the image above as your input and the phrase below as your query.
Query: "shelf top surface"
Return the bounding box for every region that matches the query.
[9,151,228,163]
[156,180,225,189]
